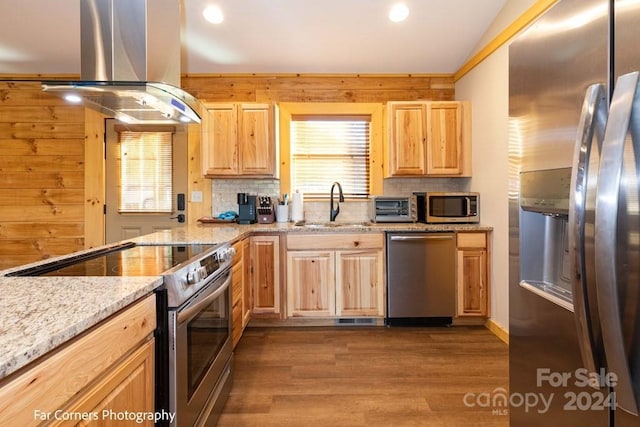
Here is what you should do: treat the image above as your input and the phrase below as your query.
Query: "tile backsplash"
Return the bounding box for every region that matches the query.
[210,177,470,221]
[211,179,280,215]
[382,177,469,195]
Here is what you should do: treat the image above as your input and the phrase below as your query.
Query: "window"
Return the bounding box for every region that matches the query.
[118,130,173,213]
[279,103,384,198]
[291,116,370,198]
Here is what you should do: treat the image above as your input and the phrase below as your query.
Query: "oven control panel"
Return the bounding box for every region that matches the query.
[163,242,234,308]
[187,266,208,285]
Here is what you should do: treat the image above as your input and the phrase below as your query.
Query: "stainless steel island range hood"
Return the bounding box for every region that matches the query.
[42,0,201,124]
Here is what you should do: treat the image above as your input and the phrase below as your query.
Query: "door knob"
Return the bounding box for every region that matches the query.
[170,213,185,223]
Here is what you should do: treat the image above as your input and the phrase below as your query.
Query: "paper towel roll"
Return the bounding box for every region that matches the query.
[290,191,304,222]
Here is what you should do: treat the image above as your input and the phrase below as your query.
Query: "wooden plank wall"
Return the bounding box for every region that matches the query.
[0,74,454,269]
[0,81,86,269]
[181,74,454,103]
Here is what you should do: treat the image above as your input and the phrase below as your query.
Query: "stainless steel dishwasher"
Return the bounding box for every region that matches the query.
[386,232,455,326]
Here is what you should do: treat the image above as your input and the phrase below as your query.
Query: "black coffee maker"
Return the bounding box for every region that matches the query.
[237,193,257,224]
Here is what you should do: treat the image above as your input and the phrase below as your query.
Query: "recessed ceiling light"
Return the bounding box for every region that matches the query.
[389,3,409,23]
[203,5,224,24]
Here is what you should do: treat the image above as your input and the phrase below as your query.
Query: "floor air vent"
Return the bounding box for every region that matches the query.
[335,318,377,326]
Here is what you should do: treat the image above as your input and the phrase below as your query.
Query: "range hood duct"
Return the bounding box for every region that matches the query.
[42,0,201,124]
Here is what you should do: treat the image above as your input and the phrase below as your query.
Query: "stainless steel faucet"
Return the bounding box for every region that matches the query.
[329,182,344,222]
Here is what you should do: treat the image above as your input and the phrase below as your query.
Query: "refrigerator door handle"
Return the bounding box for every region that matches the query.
[568,83,607,376]
[595,71,640,415]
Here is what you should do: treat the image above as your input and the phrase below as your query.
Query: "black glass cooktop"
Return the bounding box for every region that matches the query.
[7,243,215,277]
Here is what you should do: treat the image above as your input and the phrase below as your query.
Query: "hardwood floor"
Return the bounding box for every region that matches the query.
[218,326,509,426]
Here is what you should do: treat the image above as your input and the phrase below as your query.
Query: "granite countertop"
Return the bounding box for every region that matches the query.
[0,220,491,381]
[0,276,162,380]
[131,221,493,245]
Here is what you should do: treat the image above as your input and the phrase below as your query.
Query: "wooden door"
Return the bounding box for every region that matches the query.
[250,235,280,315]
[426,102,462,175]
[238,103,275,176]
[105,120,188,243]
[388,102,426,176]
[287,251,335,317]
[335,249,384,316]
[201,103,238,176]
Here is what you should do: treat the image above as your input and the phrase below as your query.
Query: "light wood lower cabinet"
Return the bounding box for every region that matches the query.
[250,235,281,316]
[0,295,156,426]
[336,249,384,316]
[231,238,252,347]
[456,232,489,317]
[54,339,155,427]
[286,233,384,318]
[287,251,335,317]
[242,238,251,326]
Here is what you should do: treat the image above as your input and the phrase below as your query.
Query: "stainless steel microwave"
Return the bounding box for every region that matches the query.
[370,196,417,223]
[416,192,480,223]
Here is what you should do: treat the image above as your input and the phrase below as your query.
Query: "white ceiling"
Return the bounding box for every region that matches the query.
[0,0,506,75]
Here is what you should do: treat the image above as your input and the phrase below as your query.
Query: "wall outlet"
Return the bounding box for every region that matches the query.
[191,191,203,203]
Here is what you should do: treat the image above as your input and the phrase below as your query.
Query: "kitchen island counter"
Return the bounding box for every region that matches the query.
[0,275,161,380]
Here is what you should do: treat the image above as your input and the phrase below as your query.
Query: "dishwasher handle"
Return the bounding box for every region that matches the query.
[389,235,454,241]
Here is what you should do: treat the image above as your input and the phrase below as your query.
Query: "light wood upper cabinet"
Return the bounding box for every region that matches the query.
[386,100,471,177]
[388,102,427,176]
[202,103,276,177]
[250,235,281,316]
[456,232,489,317]
[427,102,463,175]
[202,103,238,175]
[238,104,275,175]
[286,233,384,318]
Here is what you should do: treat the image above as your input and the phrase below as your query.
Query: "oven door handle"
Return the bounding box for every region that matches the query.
[177,270,232,325]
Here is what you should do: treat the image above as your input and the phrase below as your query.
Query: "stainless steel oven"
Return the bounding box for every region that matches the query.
[168,264,232,427]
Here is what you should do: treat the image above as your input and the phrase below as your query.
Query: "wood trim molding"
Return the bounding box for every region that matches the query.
[278,102,385,197]
[454,0,559,82]
[485,318,509,345]
[84,108,106,249]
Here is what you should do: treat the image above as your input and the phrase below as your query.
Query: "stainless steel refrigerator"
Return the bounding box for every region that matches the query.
[509,0,640,425]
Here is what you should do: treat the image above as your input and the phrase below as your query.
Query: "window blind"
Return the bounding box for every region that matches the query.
[291,117,370,198]
[118,131,173,213]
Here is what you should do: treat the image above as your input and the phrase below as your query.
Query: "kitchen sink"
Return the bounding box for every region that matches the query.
[294,222,372,228]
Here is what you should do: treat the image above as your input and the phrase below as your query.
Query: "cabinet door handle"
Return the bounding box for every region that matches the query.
[389,235,453,241]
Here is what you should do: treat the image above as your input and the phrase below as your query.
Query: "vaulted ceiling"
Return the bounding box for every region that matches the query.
[0,0,506,75]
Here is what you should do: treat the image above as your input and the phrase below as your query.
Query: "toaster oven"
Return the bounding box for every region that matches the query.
[370,196,417,223]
